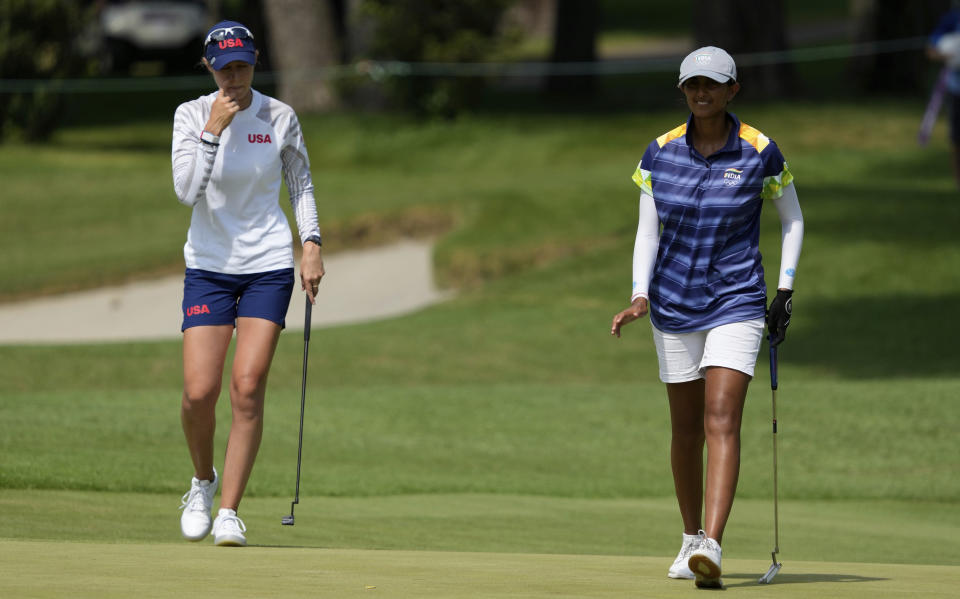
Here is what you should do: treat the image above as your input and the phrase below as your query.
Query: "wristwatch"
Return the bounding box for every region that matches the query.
[304,235,322,247]
[199,130,220,146]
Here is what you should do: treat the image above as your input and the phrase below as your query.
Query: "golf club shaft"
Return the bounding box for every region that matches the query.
[769,341,780,556]
[293,298,312,506]
[771,386,780,554]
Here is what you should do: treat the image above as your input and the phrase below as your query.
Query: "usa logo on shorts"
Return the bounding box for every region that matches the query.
[723,168,743,186]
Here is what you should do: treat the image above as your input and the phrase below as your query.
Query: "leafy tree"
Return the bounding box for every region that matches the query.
[0,0,87,142]
[851,0,948,94]
[692,0,794,99]
[359,0,515,117]
[546,0,598,97]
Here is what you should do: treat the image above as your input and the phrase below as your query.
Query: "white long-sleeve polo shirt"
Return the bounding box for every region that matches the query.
[172,89,321,274]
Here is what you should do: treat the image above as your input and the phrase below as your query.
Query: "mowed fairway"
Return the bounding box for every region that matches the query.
[1,100,958,596]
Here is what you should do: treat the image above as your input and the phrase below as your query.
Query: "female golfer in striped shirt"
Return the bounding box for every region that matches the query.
[610,47,803,588]
[172,20,324,547]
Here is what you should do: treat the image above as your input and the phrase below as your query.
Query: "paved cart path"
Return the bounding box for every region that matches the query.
[0,239,450,345]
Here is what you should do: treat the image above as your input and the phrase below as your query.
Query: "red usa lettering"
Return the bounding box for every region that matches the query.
[218,39,245,49]
[186,304,211,317]
[248,134,272,143]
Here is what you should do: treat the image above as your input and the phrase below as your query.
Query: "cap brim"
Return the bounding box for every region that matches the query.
[209,51,256,70]
[677,70,733,87]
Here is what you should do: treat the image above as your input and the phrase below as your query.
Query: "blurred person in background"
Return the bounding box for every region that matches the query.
[927,2,960,187]
[610,47,803,589]
[172,20,325,547]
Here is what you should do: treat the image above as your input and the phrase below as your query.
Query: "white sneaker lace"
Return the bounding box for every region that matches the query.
[179,484,208,513]
[680,537,700,559]
[218,512,246,535]
[672,533,703,569]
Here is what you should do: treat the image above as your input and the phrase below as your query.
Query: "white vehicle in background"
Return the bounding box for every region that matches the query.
[97,0,208,74]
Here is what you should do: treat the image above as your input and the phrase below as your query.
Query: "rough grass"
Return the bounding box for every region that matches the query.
[1,491,957,566]
[1,378,958,502]
[3,101,956,297]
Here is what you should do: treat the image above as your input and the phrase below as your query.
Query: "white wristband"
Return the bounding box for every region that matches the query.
[199,130,220,146]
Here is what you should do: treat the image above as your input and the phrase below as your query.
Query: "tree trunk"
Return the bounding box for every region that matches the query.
[850,0,949,94]
[546,0,598,96]
[210,0,272,69]
[334,0,386,110]
[692,0,794,99]
[205,0,221,25]
[262,0,340,111]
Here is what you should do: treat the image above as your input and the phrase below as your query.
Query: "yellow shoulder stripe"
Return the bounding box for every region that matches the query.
[656,123,687,148]
[739,123,770,153]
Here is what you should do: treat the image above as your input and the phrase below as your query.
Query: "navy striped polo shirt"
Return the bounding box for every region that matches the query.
[632,112,793,333]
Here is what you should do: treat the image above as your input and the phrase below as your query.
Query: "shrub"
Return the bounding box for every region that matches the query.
[360,0,515,117]
[0,0,88,142]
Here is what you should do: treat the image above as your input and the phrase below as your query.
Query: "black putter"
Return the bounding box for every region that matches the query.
[759,338,783,583]
[282,297,312,526]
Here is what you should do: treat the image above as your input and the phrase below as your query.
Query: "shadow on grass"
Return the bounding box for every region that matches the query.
[723,572,887,588]
[801,183,959,248]
[785,293,958,378]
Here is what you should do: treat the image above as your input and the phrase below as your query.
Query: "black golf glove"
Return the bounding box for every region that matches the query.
[766,289,793,347]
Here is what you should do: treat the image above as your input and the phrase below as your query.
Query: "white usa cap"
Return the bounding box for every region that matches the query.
[678,46,737,87]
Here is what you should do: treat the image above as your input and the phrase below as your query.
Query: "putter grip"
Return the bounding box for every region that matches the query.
[769,342,778,391]
[304,296,312,341]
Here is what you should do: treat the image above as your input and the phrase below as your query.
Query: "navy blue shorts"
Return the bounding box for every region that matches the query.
[181,268,295,331]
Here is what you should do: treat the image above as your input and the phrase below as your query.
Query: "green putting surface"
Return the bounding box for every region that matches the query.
[2,490,957,597]
[1,540,956,598]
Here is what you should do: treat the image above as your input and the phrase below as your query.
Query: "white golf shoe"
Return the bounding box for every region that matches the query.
[212,508,247,547]
[179,468,218,541]
[688,532,723,589]
[667,531,703,579]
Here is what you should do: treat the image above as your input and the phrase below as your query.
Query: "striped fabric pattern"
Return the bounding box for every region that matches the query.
[631,113,791,333]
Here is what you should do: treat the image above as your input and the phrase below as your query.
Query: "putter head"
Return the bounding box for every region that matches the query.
[758,560,782,584]
[282,499,297,525]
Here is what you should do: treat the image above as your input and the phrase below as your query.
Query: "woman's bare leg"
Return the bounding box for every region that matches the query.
[219,317,282,511]
[667,379,706,535]
[701,366,751,544]
[181,324,234,480]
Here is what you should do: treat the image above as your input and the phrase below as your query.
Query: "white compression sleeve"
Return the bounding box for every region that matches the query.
[773,182,804,290]
[631,191,660,301]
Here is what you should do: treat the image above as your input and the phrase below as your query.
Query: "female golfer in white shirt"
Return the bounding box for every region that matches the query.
[172,20,324,546]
